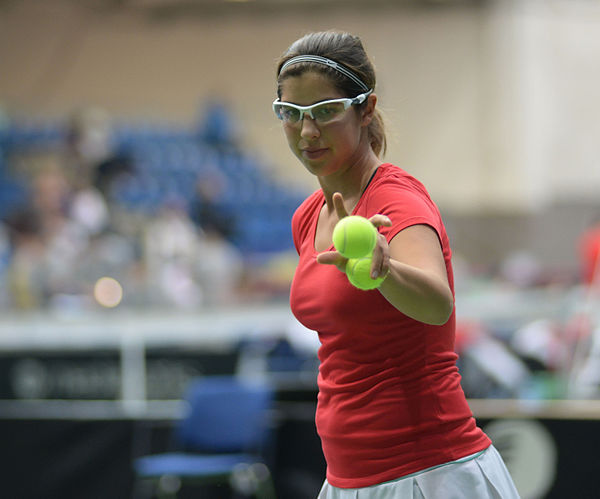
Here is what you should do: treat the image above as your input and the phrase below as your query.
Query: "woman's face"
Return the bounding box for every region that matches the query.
[278,71,369,178]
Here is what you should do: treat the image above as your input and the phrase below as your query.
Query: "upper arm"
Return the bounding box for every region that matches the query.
[388,224,450,288]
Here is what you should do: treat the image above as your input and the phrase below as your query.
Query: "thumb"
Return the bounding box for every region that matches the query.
[316,251,340,265]
[316,251,347,272]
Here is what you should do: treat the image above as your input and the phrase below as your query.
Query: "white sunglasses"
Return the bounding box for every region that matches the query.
[273,90,372,125]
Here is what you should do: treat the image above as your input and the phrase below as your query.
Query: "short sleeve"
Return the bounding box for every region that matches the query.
[363,176,444,244]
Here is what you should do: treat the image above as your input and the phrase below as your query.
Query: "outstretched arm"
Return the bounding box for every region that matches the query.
[317,192,453,325]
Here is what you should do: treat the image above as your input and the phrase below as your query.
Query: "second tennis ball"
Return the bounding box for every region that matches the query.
[346,256,387,290]
[332,215,378,259]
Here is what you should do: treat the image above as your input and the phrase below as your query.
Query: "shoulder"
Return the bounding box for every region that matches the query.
[371,163,431,197]
[362,163,447,240]
[366,163,437,214]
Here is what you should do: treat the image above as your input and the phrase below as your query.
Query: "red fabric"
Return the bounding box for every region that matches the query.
[579,224,600,285]
[289,164,490,488]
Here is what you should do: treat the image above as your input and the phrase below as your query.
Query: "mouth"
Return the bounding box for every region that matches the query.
[300,147,328,160]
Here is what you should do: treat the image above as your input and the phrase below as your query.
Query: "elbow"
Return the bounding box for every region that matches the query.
[425,292,454,326]
[379,276,454,325]
[429,306,454,326]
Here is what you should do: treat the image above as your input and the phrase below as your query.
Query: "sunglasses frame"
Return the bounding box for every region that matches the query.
[273,90,372,124]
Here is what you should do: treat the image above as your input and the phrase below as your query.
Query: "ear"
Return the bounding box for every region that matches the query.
[361,93,377,127]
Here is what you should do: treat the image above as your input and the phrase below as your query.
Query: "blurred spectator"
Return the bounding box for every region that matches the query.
[32,167,70,234]
[1,158,115,310]
[499,250,543,288]
[578,216,600,287]
[64,107,114,189]
[189,170,245,305]
[511,319,567,373]
[194,221,245,307]
[566,217,600,398]
[68,186,109,238]
[456,320,531,399]
[3,209,47,309]
[64,106,133,197]
[32,168,96,297]
[190,169,236,242]
[144,192,245,308]
[196,97,240,152]
[143,196,203,308]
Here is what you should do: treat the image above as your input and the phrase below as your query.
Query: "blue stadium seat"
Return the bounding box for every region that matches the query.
[133,375,275,499]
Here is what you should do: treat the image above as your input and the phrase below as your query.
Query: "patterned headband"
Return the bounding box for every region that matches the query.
[279,55,371,93]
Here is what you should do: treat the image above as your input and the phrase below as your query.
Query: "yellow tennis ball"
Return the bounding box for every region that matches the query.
[332,216,378,259]
[346,256,386,290]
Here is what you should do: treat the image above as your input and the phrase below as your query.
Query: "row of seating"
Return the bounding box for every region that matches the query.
[0,119,306,255]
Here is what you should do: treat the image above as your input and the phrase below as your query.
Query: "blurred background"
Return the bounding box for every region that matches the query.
[0,0,599,498]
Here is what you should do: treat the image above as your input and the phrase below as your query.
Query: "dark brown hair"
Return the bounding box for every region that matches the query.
[276,31,387,157]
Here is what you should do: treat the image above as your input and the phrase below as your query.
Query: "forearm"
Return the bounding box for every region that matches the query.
[378,259,454,325]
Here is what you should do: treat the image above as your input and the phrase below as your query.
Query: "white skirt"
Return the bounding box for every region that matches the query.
[317,445,520,499]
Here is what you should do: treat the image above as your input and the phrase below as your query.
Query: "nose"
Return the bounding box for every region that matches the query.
[300,115,320,139]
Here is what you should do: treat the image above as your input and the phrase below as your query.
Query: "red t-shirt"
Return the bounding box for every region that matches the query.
[289,164,491,489]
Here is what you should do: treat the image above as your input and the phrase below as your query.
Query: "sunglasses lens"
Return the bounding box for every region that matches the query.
[312,102,346,123]
[275,104,301,123]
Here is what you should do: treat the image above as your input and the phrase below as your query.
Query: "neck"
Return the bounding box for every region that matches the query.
[319,151,381,213]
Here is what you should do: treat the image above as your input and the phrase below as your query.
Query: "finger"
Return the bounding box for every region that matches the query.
[369,214,392,228]
[332,192,349,220]
[316,251,339,265]
[370,250,385,278]
[370,234,390,279]
[316,251,348,272]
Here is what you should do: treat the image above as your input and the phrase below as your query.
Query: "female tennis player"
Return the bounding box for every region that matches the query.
[273,30,520,498]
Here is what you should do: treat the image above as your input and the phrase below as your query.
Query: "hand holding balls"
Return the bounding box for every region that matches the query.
[332,215,378,259]
[332,215,386,290]
[346,256,387,290]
